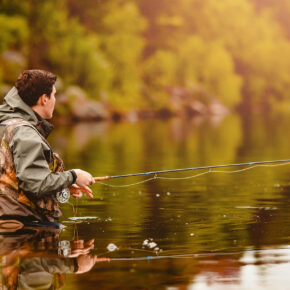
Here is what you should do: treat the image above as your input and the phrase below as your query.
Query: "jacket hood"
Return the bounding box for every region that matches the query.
[0,87,53,138]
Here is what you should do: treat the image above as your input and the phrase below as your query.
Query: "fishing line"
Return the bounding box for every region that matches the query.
[67,201,77,216]
[159,162,290,180]
[95,160,290,188]
[97,175,158,188]
[97,247,155,258]
[99,246,290,262]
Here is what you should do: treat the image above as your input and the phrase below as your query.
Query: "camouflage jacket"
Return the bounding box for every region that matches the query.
[0,87,74,221]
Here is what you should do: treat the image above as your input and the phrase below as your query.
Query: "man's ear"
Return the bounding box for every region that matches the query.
[38,94,47,106]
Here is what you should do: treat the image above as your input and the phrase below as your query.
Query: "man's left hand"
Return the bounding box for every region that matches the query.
[69,184,93,199]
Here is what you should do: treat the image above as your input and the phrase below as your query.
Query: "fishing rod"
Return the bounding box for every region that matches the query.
[94,159,290,181]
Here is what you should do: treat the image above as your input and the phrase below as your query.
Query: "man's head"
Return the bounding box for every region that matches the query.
[15,69,57,119]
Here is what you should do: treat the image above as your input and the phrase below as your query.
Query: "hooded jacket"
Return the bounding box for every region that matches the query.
[0,87,74,203]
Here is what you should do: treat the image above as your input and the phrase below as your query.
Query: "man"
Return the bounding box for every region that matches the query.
[0,69,99,228]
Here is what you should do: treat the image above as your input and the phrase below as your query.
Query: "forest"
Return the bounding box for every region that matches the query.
[0,0,289,120]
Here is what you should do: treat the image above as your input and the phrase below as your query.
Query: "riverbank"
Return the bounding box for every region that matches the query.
[53,85,229,123]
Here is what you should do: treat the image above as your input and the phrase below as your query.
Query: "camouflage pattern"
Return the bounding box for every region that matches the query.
[0,118,64,221]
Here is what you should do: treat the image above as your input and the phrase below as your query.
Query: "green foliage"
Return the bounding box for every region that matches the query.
[66,0,148,108]
[100,1,146,108]
[48,19,112,99]
[144,50,177,88]
[0,1,29,16]
[0,14,28,86]
[0,15,28,53]
[250,0,290,38]
[0,0,289,112]
[143,50,177,108]
[180,0,290,107]
[179,37,242,107]
[139,0,289,109]
[143,37,242,108]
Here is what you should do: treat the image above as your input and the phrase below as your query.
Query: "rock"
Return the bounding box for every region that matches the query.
[72,99,109,120]
[168,85,213,117]
[126,110,139,122]
[208,99,229,116]
[65,86,87,102]
[58,86,109,120]
[167,85,229,119]
[188,100,207,115]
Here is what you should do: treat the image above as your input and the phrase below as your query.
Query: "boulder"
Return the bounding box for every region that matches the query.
[58,86,109,121]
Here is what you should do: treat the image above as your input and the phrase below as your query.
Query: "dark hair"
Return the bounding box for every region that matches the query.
[15,69,57,106]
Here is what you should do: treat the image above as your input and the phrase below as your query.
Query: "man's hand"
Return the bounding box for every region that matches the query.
[69,184,93,199]
[69,239,95,258]
[68,239,110,273]
[76,255,110,274]
[72,169,95,198]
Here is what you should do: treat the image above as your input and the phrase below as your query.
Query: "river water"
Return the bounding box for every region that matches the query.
[2,113,290,289]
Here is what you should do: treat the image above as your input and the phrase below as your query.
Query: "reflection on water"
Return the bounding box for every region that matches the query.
[2,113,290,289]
[0,227,108,289]
[2,228,290,289]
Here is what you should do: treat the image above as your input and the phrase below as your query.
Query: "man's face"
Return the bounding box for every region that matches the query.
[43,86,56,119]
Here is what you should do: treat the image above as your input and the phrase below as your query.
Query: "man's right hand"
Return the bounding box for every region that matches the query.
[72,169,95,198]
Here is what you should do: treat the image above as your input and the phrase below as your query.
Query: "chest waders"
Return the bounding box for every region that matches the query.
[0,118,70,222]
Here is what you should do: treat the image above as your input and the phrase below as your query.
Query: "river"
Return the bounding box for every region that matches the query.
[2,112,290,289]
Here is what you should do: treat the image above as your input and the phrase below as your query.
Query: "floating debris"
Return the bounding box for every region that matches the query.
[148,242,157,248]
[236,206,260,209]
[236,206,277,210]
[107,243,118,252]
[156,194,160,197]
[166,192,171,196]
[190,233,195,237]
[68,216,99,221]
[142,239,161,252]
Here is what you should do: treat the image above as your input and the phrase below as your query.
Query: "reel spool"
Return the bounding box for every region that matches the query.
[56,188,70,203]
[58,240,71,257]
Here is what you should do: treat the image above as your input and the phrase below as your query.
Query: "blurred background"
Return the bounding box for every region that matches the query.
[0,0,289,121]
[1,1,290,288]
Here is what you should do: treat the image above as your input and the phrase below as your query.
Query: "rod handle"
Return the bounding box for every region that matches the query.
[94,176,110,181]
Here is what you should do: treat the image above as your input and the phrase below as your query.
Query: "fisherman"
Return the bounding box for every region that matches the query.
[0,69,98,228]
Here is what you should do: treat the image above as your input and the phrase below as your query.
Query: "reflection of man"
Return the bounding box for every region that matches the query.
[0,70,99,227]
[0,229,108,289]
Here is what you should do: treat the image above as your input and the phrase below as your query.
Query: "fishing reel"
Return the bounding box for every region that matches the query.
[56,188,70,203]
[58,240,71,257]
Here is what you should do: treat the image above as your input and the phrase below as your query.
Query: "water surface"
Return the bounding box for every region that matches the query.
[2,113,290,289]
